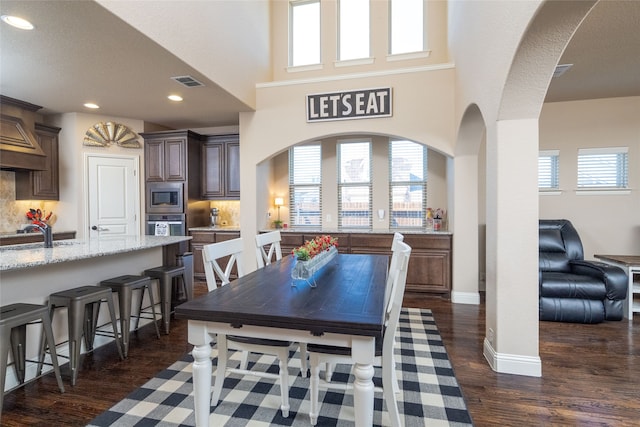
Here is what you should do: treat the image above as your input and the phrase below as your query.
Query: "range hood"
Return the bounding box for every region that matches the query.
[0,95,47,171]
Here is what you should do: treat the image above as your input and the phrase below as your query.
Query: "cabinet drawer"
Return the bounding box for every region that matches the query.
[350,233,395,249]
[215,231,240,242]
[403,234,451,250]
[190,231,215,243]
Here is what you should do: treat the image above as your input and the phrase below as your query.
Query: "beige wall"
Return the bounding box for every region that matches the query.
[48,112,145,239]
[539,96,640,257]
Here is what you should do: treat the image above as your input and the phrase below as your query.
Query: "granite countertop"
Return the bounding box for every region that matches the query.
[261,228,452,235]
[189,226,241,232]
[0,235,191,272]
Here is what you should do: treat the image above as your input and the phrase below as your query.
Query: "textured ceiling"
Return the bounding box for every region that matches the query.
[0,1,638,129]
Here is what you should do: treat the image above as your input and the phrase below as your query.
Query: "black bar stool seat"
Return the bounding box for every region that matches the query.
[100,275,160,357]
[41,285,124,385]
[143,265,189,334]
[1,303,64,415]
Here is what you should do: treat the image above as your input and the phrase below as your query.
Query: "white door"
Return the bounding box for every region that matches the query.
[87,154,139,236]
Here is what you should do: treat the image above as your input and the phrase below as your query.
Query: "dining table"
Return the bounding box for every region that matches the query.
[175,252,389,427]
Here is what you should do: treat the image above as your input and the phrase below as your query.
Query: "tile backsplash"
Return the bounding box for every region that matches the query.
[0,171,60,234]
[210,200,240,226]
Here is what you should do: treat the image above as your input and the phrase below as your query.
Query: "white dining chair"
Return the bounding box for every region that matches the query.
[202,237,293,417]
[255,231,308,377]
[323,232,404,385]
[255,230,283,268]
[307,240,412,427]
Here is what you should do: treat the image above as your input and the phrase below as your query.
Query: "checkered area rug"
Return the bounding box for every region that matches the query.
[88,307,473,426]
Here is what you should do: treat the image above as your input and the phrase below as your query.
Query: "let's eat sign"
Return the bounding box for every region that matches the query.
[306,88,392,122]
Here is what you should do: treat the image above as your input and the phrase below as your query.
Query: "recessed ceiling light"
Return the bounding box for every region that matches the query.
[84,103,100,109]
[1,15,34,30]
[168,95,183,102]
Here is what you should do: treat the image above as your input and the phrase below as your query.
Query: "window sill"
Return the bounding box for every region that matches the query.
[334,57,375,68]
[575,188,631,196]
[539,190,562,195]
[386,50,431,62]
[287,63,324,73]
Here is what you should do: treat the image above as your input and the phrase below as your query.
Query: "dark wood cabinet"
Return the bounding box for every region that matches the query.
[15,123,61,200]
[277,230,452,297]
[143,134,190,182]
[190,229,241,280]
[201,134,240,200]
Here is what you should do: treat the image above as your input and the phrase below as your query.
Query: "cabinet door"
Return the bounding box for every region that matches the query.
[405,250,451,295]
[164,138,187,181]
[145,139,165,182]
[202,141,224,198]
[16,123,60,200]
[225,141,240,198]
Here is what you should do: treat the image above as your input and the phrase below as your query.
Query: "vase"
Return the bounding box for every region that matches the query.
[291,246,338,287]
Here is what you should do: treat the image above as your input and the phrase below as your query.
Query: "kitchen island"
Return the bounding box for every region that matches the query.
[0,235,191,390]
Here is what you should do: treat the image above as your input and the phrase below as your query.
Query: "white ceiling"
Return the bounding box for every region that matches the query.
[0,1,638,130]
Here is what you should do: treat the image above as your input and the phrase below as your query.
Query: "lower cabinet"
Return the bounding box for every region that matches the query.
[279,231,452,297]
[190,230,241,281]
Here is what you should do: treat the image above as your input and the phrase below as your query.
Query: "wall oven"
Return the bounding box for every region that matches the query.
[146,182,183,214]
[146,214,186,236]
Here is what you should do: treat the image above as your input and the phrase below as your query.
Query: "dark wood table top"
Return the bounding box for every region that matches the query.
[594,254,640,266]
[175,253,389,339]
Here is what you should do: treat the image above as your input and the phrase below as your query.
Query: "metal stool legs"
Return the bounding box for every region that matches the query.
[143,266,188,334]
[101,275,160,358]
[39,286,124,386]
[1,304,64,416]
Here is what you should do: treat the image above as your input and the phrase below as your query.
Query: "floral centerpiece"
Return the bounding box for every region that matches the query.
[291,235,339,261]
[291,235,339,287]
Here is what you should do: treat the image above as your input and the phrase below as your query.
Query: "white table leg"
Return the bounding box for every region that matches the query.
[351,336,376,427]
[188,321,213,427]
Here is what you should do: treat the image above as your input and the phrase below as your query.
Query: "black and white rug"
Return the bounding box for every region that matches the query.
[88,308,473,426]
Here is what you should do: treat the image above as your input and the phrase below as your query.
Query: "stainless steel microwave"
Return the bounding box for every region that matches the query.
[146,182,184,213]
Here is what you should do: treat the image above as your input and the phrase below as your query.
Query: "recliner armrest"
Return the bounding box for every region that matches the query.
[569,260,628,300]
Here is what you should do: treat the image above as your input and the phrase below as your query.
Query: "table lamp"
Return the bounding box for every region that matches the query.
[274,197,284,223]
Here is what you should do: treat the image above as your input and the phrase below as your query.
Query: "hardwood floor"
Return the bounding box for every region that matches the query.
[2,285,638,426]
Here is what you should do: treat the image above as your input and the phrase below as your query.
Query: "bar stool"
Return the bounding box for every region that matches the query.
[100,275,160,357]
[142,265,189,335]
[1,303,64,415]
[39,286,124,385]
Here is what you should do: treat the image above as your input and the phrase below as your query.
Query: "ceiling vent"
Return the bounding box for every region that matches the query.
[171,75,205,88]
[553,64,573,78]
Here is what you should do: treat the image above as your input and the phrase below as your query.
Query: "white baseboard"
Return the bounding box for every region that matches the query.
[451,291,480,305]
[483,338,542,377]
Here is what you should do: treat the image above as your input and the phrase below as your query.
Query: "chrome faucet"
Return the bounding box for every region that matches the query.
[24,223,53,248]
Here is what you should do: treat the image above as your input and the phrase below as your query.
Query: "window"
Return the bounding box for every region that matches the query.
[289,144,322,226]
[538,150,560,190]
[390,0,424,55]
[389,140,427,228]
[338,140,371,228]
[290,0,320,67]
[338,0,370,61]
[577,147,628,189]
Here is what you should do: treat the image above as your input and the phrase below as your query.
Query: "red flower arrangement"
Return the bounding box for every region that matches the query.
[291,235,339,261]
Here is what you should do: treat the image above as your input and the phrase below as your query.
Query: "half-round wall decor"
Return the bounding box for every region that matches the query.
[83,121,140,148]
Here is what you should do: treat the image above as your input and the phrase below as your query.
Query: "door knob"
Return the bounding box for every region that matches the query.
[91,225,109,231]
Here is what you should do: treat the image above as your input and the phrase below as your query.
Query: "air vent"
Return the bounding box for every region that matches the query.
[553,64,573,78]
[171,75,205,87]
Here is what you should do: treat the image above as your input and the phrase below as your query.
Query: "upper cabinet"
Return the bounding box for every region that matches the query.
[201,134,240,200]
[15,123,61,200]
[142,132,197,182]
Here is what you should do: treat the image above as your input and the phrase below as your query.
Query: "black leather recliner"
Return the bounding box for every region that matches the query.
[539,219,627,323]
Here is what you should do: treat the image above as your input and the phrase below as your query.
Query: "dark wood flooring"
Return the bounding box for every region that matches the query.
[2,284,639,426]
